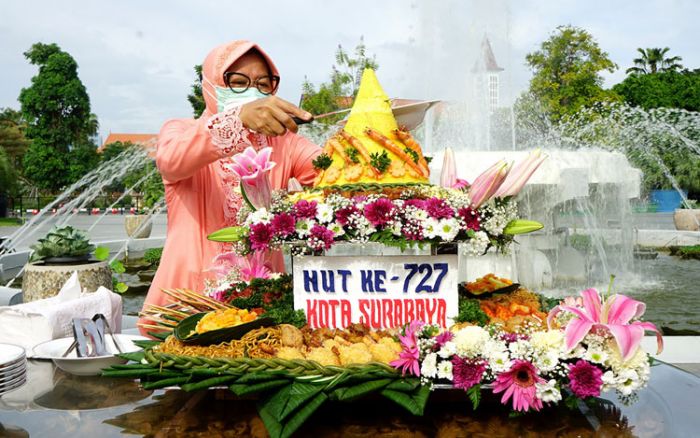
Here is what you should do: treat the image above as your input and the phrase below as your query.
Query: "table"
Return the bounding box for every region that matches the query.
[0,360,698,437]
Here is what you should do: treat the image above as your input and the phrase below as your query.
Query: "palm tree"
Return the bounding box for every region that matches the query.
[626,47,683,75]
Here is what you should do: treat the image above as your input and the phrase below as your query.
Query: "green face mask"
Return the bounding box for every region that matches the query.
[203,76,268,112]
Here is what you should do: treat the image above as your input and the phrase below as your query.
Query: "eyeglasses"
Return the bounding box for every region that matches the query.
[223,72,280,95]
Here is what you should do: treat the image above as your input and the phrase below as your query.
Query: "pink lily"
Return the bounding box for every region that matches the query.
[468,160,511,209]
[548,288,663,361]
[228,146,276,209]
[494,150,546,198]
[440,147,457,189]
[208,250,272,282]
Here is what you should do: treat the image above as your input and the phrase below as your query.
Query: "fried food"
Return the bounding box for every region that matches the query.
[195,308,257,334]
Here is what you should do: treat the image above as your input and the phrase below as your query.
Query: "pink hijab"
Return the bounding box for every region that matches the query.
[200,40,280,118]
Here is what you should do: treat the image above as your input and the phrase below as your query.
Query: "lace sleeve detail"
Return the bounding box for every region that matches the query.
[206,105,252,156]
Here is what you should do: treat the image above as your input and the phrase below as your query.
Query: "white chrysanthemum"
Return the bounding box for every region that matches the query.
[409,208,429,222]
[482,339,508,358]
[536,379,562,403]
[487,350,512,373]
[437,360,453,380]
[438,341,457,359]
[422,218,440,239]
[584,346,608,365]
[617,369,642,396]
[315,203,334,223]
[535,350,560,372]
[295,219,315,238]
[453,326,490,358]
[328,222,345,237]
[421,353,438,378]
[269,272,282,280]
[601,370,617,392]
[605,339,649,373]
[246,208,272,225]
[530,330,565,353]
[437,218,460,241]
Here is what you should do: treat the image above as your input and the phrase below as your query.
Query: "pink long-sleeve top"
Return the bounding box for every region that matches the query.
[141,40,321,313]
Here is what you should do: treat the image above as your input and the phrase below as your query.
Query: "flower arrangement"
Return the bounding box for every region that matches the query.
[390,288,663,413]
[208,149,546,255]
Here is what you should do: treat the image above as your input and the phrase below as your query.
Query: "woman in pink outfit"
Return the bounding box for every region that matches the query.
[140,40,320,318]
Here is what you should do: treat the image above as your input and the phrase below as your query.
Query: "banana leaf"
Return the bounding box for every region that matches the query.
[174,312,275,345]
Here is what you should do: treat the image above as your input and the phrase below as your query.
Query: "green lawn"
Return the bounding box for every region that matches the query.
[0,217,23,227]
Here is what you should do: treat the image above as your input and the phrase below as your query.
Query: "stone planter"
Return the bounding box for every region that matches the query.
[22,260,113,302]
[124,215,152,239]
[673,209,700,231]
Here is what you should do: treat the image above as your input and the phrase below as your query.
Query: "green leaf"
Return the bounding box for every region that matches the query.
[93,246,110,261]
[330,378,392,402]
[385,378,421,392]
[115,282,128,293]
[280,382,325,421]
[229,379,290,397]
[280,392,327,438]
[110,260,126,274]
[207,226,248,242]
[380,385,431,416]
[467,384,481,410]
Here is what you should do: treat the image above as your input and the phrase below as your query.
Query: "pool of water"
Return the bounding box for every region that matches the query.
[543,254,700,333]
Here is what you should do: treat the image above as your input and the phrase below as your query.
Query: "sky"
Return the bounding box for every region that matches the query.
[1,0,698,143]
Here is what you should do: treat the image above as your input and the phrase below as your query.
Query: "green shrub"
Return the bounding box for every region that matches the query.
[144,247,163,267]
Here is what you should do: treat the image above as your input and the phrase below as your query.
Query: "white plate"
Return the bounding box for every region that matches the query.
[0,366,26,383]
[0,376,27,395]
[33,334,149,376]
[0,344,25,367]
[0,358,26,376]
[0,371,26,389]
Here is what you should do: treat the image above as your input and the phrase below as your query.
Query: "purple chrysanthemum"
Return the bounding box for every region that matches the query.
[270,212,296,237]
[249,222,274,251]
[434,331,454,350]
[404,199,427,209]
[425,197,454,219]
[308,224,335,251]
[458,207,481,231]
[363,198,395,226]
[568,360,604,398]
[293,200,318,219]
[334,206,359,226]
[451,357,486,390]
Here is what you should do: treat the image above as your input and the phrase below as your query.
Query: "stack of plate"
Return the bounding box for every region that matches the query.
[0,343,27,396]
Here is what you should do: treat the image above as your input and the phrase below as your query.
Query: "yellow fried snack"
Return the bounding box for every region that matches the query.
[306,347,340,366]
[195,307,258,334]
[276,346,305,361]
[338,343,373,366]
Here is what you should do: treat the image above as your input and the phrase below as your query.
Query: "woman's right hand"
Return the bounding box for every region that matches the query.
[239,96,312,136]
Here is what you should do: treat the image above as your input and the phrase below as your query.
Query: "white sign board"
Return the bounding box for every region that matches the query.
[293,255,458,329]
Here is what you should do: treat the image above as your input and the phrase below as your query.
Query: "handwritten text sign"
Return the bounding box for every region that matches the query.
[293,255,458,329]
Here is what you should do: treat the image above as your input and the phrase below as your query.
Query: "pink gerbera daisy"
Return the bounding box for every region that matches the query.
[493,360,544,412]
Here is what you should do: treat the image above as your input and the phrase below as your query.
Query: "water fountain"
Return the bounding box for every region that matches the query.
[0,144,165,304]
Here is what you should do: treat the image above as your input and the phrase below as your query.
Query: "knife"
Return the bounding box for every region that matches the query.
[291,107,352,125]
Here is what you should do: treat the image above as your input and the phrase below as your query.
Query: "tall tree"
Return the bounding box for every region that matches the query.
[0,108,30,168]
[187,64,206,118]
[18,43,99,191]
[626,47,683,75]
[613,69,700,111]
[522,25,618,122]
